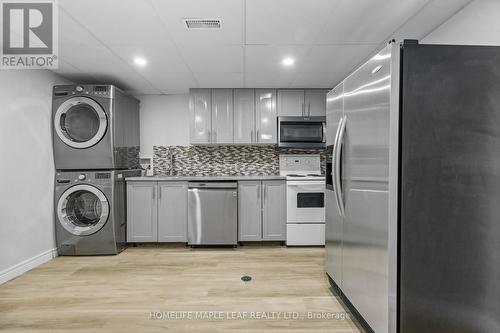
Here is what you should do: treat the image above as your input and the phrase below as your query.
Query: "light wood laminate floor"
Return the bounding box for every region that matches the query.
[0,244,362,333]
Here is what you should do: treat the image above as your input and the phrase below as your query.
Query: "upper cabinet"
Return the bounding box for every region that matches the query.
[277,89,305,116]
[233,89,255,144]
[277,89,327,117]
[189,88,324,145]
[255,89,277,144]
[189,89,211,144]
[305,89,328,116]
[211,89,234,144]
[326,84,343,146]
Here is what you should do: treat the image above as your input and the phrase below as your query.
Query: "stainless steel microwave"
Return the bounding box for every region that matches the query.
[278,116,327,148]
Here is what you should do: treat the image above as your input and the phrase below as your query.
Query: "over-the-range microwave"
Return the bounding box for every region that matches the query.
[278,116,327,149]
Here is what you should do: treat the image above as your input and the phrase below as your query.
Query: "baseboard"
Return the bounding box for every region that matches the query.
[0,248,58,285]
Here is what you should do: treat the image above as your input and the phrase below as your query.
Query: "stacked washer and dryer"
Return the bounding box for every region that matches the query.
[52,85,140,255]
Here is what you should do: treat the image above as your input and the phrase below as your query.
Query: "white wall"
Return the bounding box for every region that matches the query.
[0,70,70,284]
[138,94,190,157]
[423,0,500,45]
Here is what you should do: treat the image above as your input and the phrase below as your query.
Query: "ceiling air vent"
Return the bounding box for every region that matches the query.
[184,19,221,30]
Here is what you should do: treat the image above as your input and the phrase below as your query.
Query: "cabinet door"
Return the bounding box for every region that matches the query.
[305,89,328,116]
[326,84,343,146]
[233,89,255,144]
[277,89,305,116]
[127,182,157,242]
[189,89,211,144]
[262,180,286,240]
[157,182,187,242]
[255,89,277,144]
[211,89,233,144]
[238,181,262,241]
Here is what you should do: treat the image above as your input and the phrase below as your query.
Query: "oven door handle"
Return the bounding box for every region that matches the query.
[333,115,346,216]
[287,184,325,191]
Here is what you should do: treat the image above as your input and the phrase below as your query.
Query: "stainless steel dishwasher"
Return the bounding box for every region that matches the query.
[187,182,238,246]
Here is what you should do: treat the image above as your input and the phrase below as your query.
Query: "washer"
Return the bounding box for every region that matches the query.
[55,169,139,255]
[52,84,140,170]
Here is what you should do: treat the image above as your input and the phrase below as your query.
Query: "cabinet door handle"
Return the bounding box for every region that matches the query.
[264,185,267,201]
[159,186,162,200]
[301,103,304,116]
[208,130,211,143]
[256,130,260,143]
[257,185,260,200]
[251,130,254,144]
[308,103,311,116]
[214,131,217,143]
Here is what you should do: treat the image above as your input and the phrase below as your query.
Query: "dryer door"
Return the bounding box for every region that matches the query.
[54,97,108,149]
[57,184,110,236]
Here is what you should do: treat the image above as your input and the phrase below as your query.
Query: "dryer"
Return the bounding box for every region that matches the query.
[55,169,139,255]
[52,84,140,170]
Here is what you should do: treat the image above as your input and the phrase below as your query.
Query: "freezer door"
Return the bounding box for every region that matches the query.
[399,44,500,333]
[342,45,392,333]
[325,84,345,287]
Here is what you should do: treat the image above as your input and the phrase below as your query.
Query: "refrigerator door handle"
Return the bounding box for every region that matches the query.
[333,115,347,216]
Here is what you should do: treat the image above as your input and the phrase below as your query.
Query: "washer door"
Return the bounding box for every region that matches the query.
[54,97,107,149]
[57,184,110,236]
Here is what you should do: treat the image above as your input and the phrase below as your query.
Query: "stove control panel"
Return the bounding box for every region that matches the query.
[279,154,321,175]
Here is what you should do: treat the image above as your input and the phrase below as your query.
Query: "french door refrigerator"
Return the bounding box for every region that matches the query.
[325,40,500,333]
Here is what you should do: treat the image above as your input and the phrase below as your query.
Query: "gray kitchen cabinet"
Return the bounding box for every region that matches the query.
[277,89,305,116]
[262,180,286,240]
[157,182,188,242]
[326,84,343,145]
[127,182,157,242]
[233,89,255,144]
[305,89,328,116]
[189,89,211,144]
[238,181,262,241]
[238,180,286,242]
[255,89,277,144]
[211,89,233,144]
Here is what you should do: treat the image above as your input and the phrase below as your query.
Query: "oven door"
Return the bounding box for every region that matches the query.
[287,181,325,223]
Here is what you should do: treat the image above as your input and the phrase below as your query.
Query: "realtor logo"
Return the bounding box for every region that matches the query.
[1,0,58,69]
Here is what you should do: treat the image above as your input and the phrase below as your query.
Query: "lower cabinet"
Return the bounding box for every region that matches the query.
[127,181,187,243]
[238,180,286,241]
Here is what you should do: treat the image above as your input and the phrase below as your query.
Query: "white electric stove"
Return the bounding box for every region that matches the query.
[280,155,325,246]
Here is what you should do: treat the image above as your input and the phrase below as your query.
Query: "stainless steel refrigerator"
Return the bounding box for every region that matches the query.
[325,40,500,333]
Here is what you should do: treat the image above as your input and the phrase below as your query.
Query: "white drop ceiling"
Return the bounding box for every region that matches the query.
[54,0,473,95]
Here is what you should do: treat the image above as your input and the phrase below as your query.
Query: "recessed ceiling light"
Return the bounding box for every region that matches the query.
[133,57,147,67]
[282,57,294,67]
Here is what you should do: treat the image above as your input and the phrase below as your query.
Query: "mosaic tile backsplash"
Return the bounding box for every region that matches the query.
[153,145,328,176]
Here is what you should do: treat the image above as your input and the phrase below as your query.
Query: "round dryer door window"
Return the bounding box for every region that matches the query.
[54,97,107,149]
[57,184,110,236]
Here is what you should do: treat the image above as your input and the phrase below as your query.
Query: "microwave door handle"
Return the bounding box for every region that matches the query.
[322,123,327,143]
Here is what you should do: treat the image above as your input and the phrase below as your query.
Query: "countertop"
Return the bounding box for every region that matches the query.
[126,175,286,182]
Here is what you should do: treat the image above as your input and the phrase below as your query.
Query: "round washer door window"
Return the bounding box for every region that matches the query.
[57,184,110,236]
[54,97,107,149]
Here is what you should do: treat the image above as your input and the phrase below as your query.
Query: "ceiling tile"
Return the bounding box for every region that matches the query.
[244,71,297,88]
[151,0,243,45]
[301,44,378,74]
[59,42,133,73]
[290,72,342,88]
[145,72,198,91]
[58,0,173,46]
[316,0,428,44]
[179,45,243,72]
[245,45,309,73]
[194,72,243,88]
[246,0,336,44]
[109,44,190,74]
